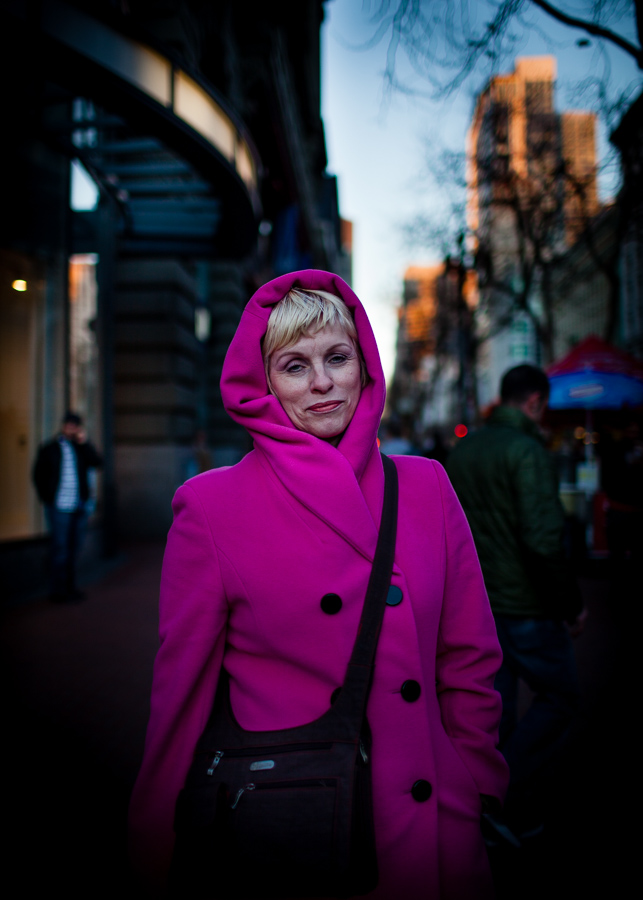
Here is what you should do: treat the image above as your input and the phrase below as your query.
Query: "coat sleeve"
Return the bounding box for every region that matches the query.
[432,462,509,803]
[79,440,103,469]
[32,445,47,501]
[512,442,583,622]
[128,482,229,890]
[32,442,57,504]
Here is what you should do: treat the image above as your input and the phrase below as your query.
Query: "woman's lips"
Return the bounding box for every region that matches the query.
[308,401,343,412]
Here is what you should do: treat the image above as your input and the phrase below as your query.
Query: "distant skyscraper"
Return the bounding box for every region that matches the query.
[560,111,599,243]
[466,56,599,392]
[396,265,442,377]
[468,56,598,269]
[388,263,479,430]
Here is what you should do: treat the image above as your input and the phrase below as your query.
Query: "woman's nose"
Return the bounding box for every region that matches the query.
[310,363,333,392]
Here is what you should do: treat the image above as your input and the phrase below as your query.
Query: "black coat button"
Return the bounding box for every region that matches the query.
[321,593,342,614]
[386,586,403,606]
[411,780,432,802]
[401,680,421,702]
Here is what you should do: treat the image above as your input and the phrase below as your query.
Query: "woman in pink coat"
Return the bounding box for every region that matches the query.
[129,269,508,898]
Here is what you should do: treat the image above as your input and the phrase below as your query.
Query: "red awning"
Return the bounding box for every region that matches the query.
[547,335,643,379]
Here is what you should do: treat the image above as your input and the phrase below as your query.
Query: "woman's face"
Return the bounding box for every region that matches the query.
[268,324,362,446]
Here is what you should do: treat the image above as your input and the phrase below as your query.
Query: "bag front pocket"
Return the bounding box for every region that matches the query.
[173,775,342,897]
[231,777,339,875]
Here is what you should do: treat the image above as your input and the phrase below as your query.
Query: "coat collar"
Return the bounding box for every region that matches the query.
[488,404,544,443]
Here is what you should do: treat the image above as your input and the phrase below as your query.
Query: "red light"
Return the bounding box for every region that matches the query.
[454,424,468,438]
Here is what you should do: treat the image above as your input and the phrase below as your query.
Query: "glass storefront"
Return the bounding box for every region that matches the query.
[0,250,45,540]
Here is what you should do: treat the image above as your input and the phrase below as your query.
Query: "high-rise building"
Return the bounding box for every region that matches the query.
[467,56,598,399]
[387,266,442,423]
[388,262,479,434]
[561,111,599,244]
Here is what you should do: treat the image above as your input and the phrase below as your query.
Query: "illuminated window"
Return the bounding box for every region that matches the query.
[70,160,99,211]
[195,307,211,342]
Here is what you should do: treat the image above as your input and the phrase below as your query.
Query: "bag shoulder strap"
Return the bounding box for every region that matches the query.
[347,453,398,671]
[210,454,398,742]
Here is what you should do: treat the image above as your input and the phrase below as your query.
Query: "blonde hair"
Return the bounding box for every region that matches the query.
[263,288,367,385]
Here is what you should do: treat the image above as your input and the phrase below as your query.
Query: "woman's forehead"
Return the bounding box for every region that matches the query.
[273,324,356,356]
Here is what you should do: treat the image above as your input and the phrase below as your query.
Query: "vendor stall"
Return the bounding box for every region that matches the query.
[547,336,643,557]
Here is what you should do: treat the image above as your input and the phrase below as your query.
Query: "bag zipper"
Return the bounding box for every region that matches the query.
[205,741,334,776]
[230,778,336,809]
[230,783,256,809]
[206,751,224,775]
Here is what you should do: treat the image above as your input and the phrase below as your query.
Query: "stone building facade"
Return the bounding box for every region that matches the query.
[0,0,347,597]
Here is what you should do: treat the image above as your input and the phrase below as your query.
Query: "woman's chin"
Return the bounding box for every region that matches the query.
[302,408,356,445]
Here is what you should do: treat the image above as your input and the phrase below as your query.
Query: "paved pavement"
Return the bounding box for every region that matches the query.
[488,568,634,899]
[0,545,633,898]
[1,542,163,898]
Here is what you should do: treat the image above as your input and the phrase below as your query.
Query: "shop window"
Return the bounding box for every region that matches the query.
[69,254,101,514]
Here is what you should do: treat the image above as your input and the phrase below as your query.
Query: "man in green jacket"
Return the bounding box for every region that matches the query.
[447,364,585,834]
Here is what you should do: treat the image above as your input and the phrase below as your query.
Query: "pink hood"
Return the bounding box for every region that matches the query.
[221,269,387,562]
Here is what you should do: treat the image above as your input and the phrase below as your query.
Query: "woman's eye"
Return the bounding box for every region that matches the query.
[285,362,305,373]
[329,354,348,365]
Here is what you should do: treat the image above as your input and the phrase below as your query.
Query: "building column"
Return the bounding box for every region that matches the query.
[113,257,200,537]
[206,262,251,466]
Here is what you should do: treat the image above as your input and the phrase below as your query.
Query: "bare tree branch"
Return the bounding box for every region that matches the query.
[360,1,643,99]
[530,0,643,65]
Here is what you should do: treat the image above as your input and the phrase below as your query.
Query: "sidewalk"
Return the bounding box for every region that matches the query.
[0,546,632,898]
[1,541,165,898]
[490,568,633,899]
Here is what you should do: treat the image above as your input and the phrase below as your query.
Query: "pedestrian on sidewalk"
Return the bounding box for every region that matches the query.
[447,365,586,838]
[129,270,508,898]
[32,411,102,602]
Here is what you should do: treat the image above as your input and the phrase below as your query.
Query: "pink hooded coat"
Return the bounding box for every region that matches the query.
[128,270,509,898]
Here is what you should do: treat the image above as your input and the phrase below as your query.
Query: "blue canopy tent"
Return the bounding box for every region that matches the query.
[547,336,643,410]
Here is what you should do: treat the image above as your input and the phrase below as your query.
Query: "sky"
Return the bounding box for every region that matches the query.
[320,0,643,382]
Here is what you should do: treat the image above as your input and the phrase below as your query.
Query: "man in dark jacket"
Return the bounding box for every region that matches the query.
[33,412,102,602]
[447,365,585,834]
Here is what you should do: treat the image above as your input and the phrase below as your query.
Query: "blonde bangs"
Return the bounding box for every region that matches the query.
[263,289,357,363]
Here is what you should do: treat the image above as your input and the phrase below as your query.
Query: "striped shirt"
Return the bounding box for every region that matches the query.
[54,438,80,511]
